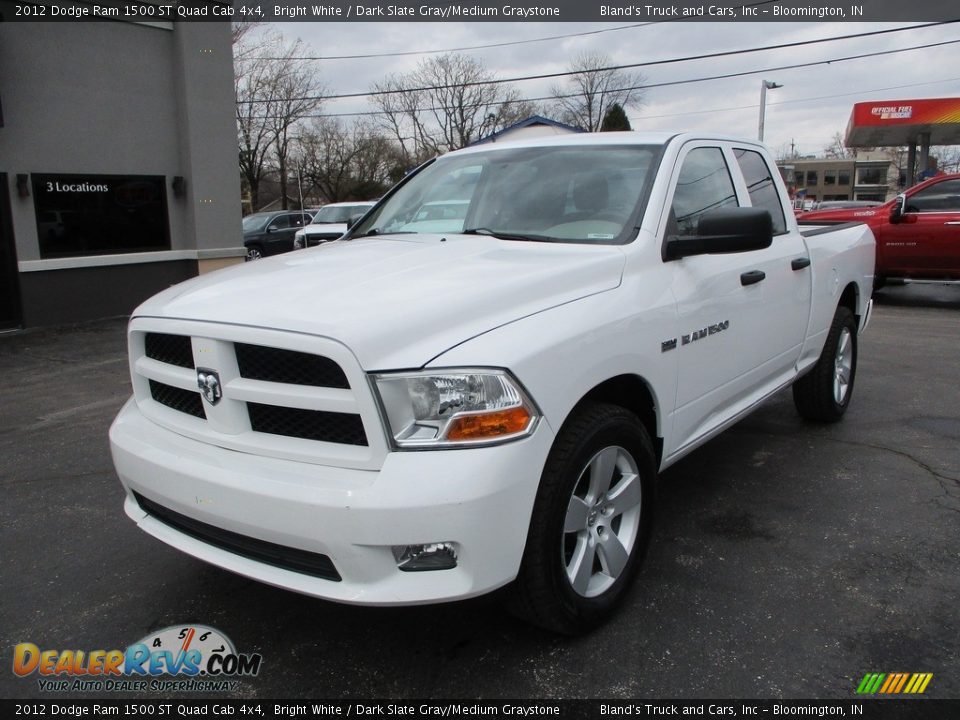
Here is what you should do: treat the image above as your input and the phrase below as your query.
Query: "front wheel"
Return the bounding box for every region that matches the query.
[508,403,656,634]
[245,245,263,261]
[792,306,858,422]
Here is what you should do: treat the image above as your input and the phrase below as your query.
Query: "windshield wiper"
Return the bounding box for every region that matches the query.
[461,227,555,243]
[351,229,417,238]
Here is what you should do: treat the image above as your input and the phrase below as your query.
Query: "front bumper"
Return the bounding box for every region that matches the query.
[109,398,554,605]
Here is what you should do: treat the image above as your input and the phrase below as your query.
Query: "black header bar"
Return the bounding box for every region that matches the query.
[1,0,958,22]
[2,699,960,720]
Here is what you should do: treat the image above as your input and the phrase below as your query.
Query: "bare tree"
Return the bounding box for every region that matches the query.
[234,31,324,212]
[372,74,433,167]
[822,131,855,160]
[234,30,276,213]
[264,38,325,210]
[231,19,262,46]
[299,118,403,203]
[371,53,534,162]
[549,52,646,132]
[934,146,960,174]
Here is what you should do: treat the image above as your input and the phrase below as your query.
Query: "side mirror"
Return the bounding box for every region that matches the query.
[266,225,279,233]
[665,207,773,261]
[889,194,906,224]
[346,214,364,230]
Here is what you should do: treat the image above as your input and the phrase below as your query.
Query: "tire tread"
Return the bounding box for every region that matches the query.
[793,306,857,422]
[506,402,655,634]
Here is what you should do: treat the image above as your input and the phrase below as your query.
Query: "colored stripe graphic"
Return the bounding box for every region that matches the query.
[893,674,909,693]
[856,673,932,694]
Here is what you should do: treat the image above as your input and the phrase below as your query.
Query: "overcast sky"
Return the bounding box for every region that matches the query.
[268,20,960,157]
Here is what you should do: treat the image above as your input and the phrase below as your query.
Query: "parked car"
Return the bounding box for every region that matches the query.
[294,201,377,249]
[243,211,312,260]
[799,174,960,286]
[394,200,471,233]
[111,133,874,633]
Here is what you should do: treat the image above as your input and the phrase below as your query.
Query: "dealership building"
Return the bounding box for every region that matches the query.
[0,17,242,331]
[777,97,960,208]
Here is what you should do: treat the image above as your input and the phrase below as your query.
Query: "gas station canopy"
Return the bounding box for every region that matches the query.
[845,98,960,147]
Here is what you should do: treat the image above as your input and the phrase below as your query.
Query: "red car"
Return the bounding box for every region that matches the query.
[800,174,960,287]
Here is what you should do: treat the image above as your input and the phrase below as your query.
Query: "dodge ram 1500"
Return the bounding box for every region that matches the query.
[110,133,875,633]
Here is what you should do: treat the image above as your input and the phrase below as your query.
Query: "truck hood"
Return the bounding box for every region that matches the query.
[135,234,625,369]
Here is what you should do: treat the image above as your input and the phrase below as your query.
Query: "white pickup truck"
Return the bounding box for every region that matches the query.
[110,133,875,633]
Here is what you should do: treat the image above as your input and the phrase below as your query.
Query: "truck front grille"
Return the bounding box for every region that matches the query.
[235,343,349,388]
[134,492,341,581]
[145,333,194,369]
[149,380,205,419]
[130,321,386,468]
[248,403,367,446]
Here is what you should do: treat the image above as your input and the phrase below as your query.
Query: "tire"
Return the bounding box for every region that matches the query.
[245,245,263,261]
[507,402,656,634]
[792,305,858,422]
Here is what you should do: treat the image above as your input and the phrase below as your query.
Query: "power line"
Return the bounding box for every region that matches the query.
[239,21,957,104]
[240,40,960,120]
[633,77,960,120]
[622,38,960,92]
[252,1,784,61]
[253,23,654,61]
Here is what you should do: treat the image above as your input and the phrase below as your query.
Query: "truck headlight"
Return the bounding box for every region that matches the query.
[373,369,539,448]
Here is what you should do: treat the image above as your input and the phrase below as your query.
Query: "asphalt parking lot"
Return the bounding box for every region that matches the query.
[1,284,957,700]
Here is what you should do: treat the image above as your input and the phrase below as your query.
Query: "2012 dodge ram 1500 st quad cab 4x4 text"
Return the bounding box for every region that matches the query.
[110,133,875,633]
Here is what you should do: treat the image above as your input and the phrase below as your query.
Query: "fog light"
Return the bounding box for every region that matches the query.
[392,542,459,572]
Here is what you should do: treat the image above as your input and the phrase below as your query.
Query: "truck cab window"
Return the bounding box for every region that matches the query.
[906,179,960,213]
[670,147,738,236]
[734,148,787,235]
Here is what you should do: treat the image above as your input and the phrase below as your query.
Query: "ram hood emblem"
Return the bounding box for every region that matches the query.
[196,368,222,406]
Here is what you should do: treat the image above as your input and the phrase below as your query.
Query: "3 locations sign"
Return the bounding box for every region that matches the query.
[32,173,170,259]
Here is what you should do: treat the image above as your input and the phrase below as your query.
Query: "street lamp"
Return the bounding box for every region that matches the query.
[758,79,782,142]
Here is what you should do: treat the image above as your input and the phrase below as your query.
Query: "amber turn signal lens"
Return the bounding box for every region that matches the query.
[445,406,532,441]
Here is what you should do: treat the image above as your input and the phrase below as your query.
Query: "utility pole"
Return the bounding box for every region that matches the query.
[758,79,783,142]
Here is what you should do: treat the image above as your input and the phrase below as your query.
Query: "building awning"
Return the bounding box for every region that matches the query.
[845,98,960,147]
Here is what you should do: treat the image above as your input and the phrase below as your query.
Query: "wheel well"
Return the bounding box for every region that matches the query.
[574,375,662,464]
[839,282,859,321]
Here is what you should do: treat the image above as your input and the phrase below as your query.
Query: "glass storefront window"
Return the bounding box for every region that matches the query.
[32,174,170,259]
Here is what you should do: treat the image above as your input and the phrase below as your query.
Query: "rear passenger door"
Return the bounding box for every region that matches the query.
[664,143,809,458]
[731,146,811,372]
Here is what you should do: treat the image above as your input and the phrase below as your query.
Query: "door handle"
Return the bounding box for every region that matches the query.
[740,270,766,286]
[791,257,811,271]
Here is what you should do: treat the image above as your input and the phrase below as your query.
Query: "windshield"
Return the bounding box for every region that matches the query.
[242,214,271,232]
[353,144,661,244]
[311,205,368,224]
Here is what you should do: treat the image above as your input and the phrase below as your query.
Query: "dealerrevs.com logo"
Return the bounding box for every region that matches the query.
[13,625,263,693]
